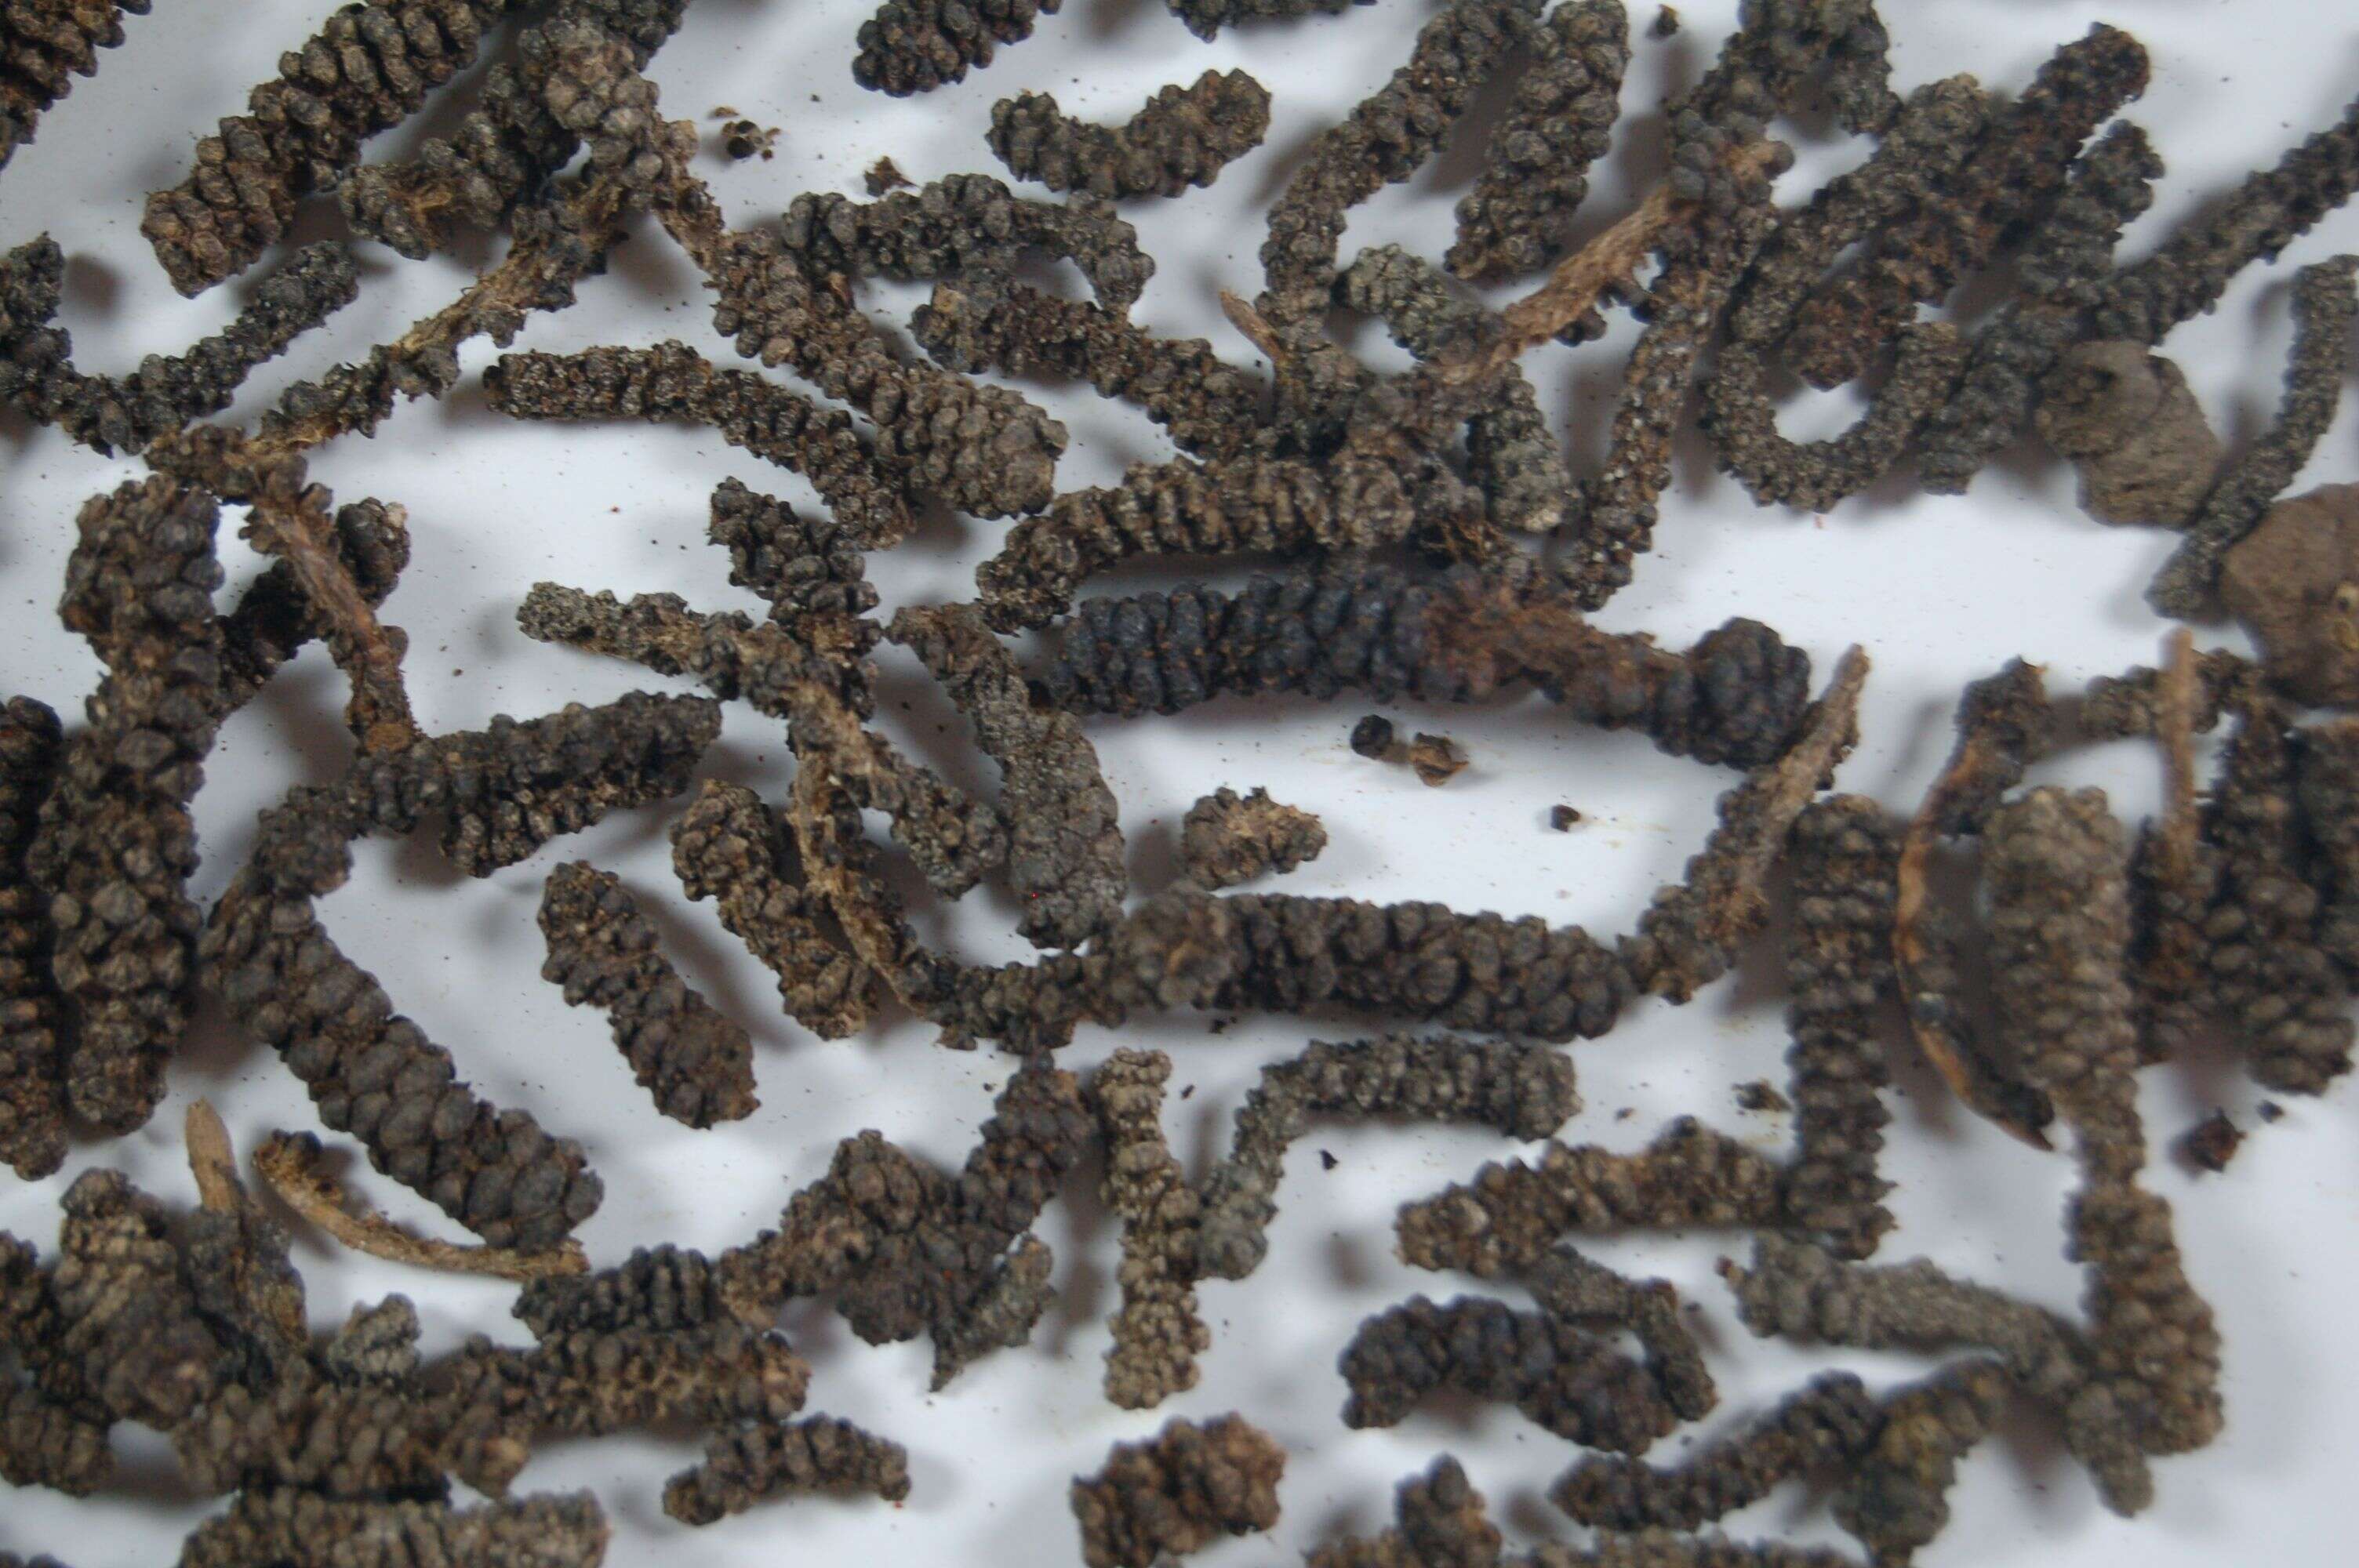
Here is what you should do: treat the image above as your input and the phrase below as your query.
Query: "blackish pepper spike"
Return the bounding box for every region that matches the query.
[1829,1360,2011,1567]
[889,602,1127,949]
[664,1414,911,1524]
[537,860,758,1129]
[1166,0,1368,42]
[0,695,66,1178]
[2150,256,2358,618]
[1781,24,2151,390]
[1338,1293,1679,1450]
[1071,1414,1285,1568]
[27,474,224,1134]
[1448,0,1630,282]
[0,0,151,170]
[2296,718,2359,980]
[851,0,1061,96]
[1179,786,1327,891]
[988,71,1271,200]
[139,0,523,294]
[707,477,881,632]
[1669,0,1900,139]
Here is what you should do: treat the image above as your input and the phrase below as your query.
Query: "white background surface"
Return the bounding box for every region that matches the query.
[5,1,2358,1563]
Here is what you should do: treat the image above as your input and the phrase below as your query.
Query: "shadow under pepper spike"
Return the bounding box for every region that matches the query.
[0,695,66,1179]
[27,474,224,1134]
[1448,0,1628,283]
[0,0,151,171]
[890,602,1125,949]
[1780,24,2150,391]
[665,1414,911,1524]
[537,861,758,1130]
[2149,255,2358,619]
[1071,1413,1285,1568]
[851,0,1060,96]
[139,0,525,295]
[988,71,1270,201]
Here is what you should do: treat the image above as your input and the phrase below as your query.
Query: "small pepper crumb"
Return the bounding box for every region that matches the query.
[1350,713,1397,759]
[2182,1111,2244,1172]
[1650,5,1680,38]
[1736,1080,1792,1114]
[2258,1101,2285,1123]
[1550,804,1584,830]
[721,119,778,162]
[866,156,911,195]
[1408,733,1467,787]
[1320,1149,1339,1171]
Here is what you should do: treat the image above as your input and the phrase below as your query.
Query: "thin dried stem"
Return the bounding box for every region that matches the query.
[185,1100,245,1213]
[253,1131,588,1281]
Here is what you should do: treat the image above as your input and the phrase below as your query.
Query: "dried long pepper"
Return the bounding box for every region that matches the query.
[1178,787,1326,891]
[1448,0,1628,282]
[851,0,1060,96]
[0,0,151,170]
[987,71,1270,200]
[1070,1414,1285,1568]
[664,1414,911,1525]
[0,696,65,1178]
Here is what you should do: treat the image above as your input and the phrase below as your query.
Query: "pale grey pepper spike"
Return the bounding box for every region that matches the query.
[538,860,758,1129]
[889,603,1125,950]
[340,0,693,260]
[987,71,1270,201]
[0,695,66,1179]
[778,171,1152,311]
[485,343,913,548]
[1194,1035,1578,1281]
[2092,92,2359,347]
[0,237,360,457]
[1699,78,1987,513]
[27,476,224,1134]
[1719,1236,2157,1515]
[664,1415,911,1525]
[1071,1414,1285,1568]
[1339,244,1571,532]
[1165,0,1368,42]
[1179,787,1326,891]
[2150,256,2357,618]
[139,1,525,295]
[1918,122,2165,495]
[1448,0,1628,282]
[852,0,1061,96]
[0,0,152,170]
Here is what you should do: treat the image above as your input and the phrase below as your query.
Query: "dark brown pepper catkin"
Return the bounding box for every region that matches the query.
[889,603,1127,949]
[1339,1293,1678,1450]
[1180,787,1327,890]
[0,696,66,1178]
[1070,1414,1285,1568]
[1781,24,2151,390]
[26,476,224,1134]
[1091,1048,1210,1409]
[851,0,1060,96]
[1830,1360,2011,1566]
[140,0,522,294]
[0,0,151,169]
[2297,718,2359,980]
[1165,0,1365,42]
[537,860,758,1129]
[671,779,875,1039]
[485,342,912,549]
[988,71,1270,200]
[177,1489,611,1568]
[1448,0,1628,281]
[664,1415,911,1524]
